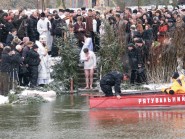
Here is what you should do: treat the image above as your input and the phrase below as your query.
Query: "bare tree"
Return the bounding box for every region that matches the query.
[61,0,66,9]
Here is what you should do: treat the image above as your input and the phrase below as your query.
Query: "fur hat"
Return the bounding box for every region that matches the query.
[40,12,46,17]
[11,37,22,46]
[81,7,86,11]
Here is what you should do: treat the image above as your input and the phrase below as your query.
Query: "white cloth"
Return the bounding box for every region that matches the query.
[37,18,53,51]
[80,51,96,70]
[81,37,93,52]
[36,41,51,85]
[93,19,97,33]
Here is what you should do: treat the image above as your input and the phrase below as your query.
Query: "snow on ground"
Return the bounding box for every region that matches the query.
[0,95,9,105]
[21,90,57,102]
[143,83,171,90]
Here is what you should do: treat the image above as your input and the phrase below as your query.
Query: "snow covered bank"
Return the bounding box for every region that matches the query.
[21,90,57,102]
[143,83,171,90]
[0,95,9,105]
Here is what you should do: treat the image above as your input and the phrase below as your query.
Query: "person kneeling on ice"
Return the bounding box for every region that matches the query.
[162,72,185,94]
[100,71,129,99]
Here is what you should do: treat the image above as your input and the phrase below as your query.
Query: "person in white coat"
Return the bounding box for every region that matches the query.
[81,33,93,52]
[37,12,53,51]
[35,35,51,86]
[80,48,96,89]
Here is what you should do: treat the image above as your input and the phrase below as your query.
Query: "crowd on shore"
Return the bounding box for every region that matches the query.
[0,5,185,96]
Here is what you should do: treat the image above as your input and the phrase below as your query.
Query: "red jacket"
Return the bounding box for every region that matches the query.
[158,24,168,35]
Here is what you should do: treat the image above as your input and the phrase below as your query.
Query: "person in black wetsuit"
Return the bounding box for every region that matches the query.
[100,71,129,99]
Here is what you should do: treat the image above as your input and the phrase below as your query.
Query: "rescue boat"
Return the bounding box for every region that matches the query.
[89,91,185,109]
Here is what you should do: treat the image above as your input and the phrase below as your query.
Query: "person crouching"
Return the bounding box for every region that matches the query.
[100,71,129,99]
[162,72,185,94]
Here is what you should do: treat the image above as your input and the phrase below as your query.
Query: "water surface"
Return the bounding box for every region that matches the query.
[0,95,185,139]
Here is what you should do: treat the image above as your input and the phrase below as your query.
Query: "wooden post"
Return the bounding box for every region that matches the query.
[137,0,140,9]
[37,0,39,11]
[70,77,74,94]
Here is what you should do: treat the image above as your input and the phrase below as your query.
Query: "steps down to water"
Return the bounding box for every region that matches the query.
[77,64,99,93]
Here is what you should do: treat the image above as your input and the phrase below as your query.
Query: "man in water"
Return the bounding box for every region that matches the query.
[100,71,129,99]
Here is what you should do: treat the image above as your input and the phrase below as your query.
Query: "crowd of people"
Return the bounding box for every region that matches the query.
[0,5,185,96]
[103,6,185,85]
[0,7,102,95]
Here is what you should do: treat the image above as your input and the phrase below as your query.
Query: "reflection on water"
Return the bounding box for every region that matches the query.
[0,95,185,139]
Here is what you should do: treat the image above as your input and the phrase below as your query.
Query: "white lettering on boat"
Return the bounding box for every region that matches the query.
[138,95,185,105]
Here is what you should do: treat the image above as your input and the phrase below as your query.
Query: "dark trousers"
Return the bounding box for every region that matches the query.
[94,33,100,51]
[28,66,38,87]
[130,69,148,84]
[100,83,113,96]
[19,73,30,86]
[130,70,137,84]
[0,72,11,96]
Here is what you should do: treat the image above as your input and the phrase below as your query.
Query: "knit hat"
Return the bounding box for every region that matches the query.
[172,72,179,79]
[32,44,38,49]
[127,43,135,48]
[135,38,143,44]
[40,12,46,17]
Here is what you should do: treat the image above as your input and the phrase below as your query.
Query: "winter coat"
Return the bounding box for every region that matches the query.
[26,49,40,66]
[152,22,160,41]
[1,51,12,72]
[22,46,30,60]
[11,49,23,72]
[128,48,138,70]
[158,24,168,36]
[162,75,185,94]
[6,34,14,46]
[142,29,153,41]
[136,45,148,66]
[74,22,85,42]
[100,71,123,95]
[17,19,28,39]
[5,22,15,35]
[86,16,93,32]
[52,18,67,37]
[27,15,39,42]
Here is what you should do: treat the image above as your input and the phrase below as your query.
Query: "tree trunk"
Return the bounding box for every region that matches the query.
[156,0,159,9]
[61,0,66,9]
[172,0,178,9]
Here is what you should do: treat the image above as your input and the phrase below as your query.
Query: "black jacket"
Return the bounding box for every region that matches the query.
[11,50,23,71]
[1,51,12,72]
[51,18,66,37]
[136,45,148,66]
[100,71,122,95]
[128,48,138,70]
[6,34,14,46]
[26,49,40,66]
[27,15,39,41]
[142,29,153,41]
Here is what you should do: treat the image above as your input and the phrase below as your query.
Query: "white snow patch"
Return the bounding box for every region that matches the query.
[143,83,171,90]
[0,95,9,105]
[21,90,57,102]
